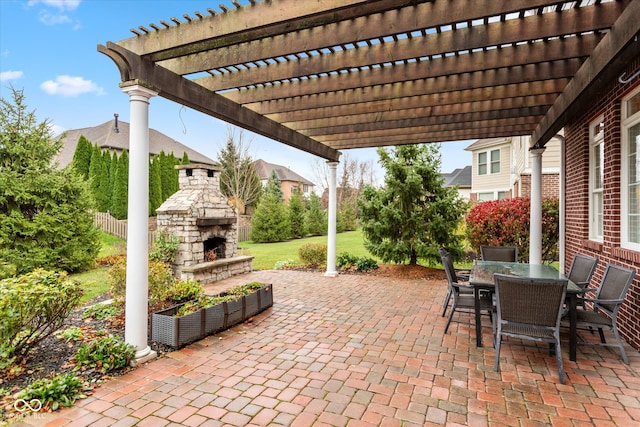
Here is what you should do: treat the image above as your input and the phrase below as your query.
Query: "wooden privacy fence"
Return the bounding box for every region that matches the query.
[94,212,252,245]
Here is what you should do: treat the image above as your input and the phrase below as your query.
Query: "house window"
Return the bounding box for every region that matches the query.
[478,191,507,201]
[622,87,640,250]
[589,116,604,241]
[478,149,500,175]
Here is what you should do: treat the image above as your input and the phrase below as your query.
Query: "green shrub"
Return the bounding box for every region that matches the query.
[166,279,204,304]
[298,243,327,266]
[0,270,83,369]
[337,252,378,272]
[73,335,135,373]
[0,262,17,280]
[108,258,175,305]
[337,252,359,268]
[355,257,378,272]
[82,303,119,320]
[16,373,90,411]
[149,230,180,264]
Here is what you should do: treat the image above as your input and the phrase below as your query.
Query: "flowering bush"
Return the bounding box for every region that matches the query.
[466,197,559,262]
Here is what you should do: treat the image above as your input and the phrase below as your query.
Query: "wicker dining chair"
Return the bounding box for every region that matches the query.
[480,245,518,262]
[493,274,568,384]
[572,264,635,364]
[439,248,471,317]
[442,250,493,334]
[566,253,598,308]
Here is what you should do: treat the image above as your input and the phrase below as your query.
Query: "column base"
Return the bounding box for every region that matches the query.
[324,270,339,277]
[134,346,157,365]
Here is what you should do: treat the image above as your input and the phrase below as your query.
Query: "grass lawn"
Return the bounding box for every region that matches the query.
[71,232,126,304]
[238,229,376,270]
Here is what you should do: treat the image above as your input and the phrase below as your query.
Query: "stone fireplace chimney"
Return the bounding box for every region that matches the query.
[156,163,252,283]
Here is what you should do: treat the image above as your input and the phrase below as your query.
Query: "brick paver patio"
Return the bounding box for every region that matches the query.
[11,270,640,426]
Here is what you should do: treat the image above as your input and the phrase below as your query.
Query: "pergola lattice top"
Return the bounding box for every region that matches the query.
[99,0,640,162]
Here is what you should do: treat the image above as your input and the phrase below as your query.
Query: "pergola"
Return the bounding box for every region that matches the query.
[98,0,640,359]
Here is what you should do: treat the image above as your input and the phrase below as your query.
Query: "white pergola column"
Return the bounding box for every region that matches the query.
[325,161,339,277]
[121,84,157,361]
[530,147,545,265]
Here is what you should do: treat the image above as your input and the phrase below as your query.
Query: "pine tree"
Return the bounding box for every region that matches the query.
[111,150,128,219]
[108,151,118,209]
[168,153,180,195]
[88,144,109,211]
[288,187,307,238]
[305,193,327,236]
[266,170,284,201]
[250,169,290,243]
[71,135,93,180]
[158,151,171,200]
[181,151,190,164]
[0,87,100,273]
[250,191,291,243]
[100,150,112,211]
[149,156,163,216]
[358,144,468,265]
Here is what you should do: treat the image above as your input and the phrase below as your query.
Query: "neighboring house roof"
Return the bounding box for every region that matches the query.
[252,159,314,186]
[442,166,471,188]
[55,117,216,167]
[464,137,511,151]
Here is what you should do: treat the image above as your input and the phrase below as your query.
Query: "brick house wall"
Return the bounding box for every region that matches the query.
[564,57,640,352]
[519,173,560,199]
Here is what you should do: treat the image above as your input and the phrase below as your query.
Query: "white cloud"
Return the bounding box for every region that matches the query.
[38,11,72,25]
[28,0,81,27]
[40,75,105,97]
[0,70,24,82]
[28,0,81,11]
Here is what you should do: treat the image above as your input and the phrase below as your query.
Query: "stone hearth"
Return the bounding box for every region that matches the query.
[156,163,253,283]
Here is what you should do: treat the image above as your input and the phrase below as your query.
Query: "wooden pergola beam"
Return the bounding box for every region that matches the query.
[97,42,340,161]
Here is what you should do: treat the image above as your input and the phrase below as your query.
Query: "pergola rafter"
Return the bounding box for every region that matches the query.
[99,0,639,159]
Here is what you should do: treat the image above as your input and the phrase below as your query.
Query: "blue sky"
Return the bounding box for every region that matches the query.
[0,0,473,186]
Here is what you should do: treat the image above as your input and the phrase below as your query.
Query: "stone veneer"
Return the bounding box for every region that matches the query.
[156,163,253,283]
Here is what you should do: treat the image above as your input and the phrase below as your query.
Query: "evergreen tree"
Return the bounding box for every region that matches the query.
[266,170,284,201]
[111,150,128,219]
[339,201,358,231]
[100,150,112,210]
[109,151,118,208]
[250,191,291,243]
[158,151,171,200]
[71,135,93,180]
[250,170,290,243]
[168,153,180,195]
[181,151,190,164]
[88,144,109,211]
[149,156,163,216]
[305,193,327,236]
[358,144,468,265]
[0,87,100,274]
[288,187,307,238]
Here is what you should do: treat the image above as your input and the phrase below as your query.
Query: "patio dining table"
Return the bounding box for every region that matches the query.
[469,260,582,362]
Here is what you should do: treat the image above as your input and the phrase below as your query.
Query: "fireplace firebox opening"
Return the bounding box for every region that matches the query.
[204,237,226,262]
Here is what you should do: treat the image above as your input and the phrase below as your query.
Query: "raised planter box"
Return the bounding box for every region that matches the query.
[151,284,273,349]
[151,303,205,349]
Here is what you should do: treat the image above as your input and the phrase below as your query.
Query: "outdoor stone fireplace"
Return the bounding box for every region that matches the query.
[156,163,253,283]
